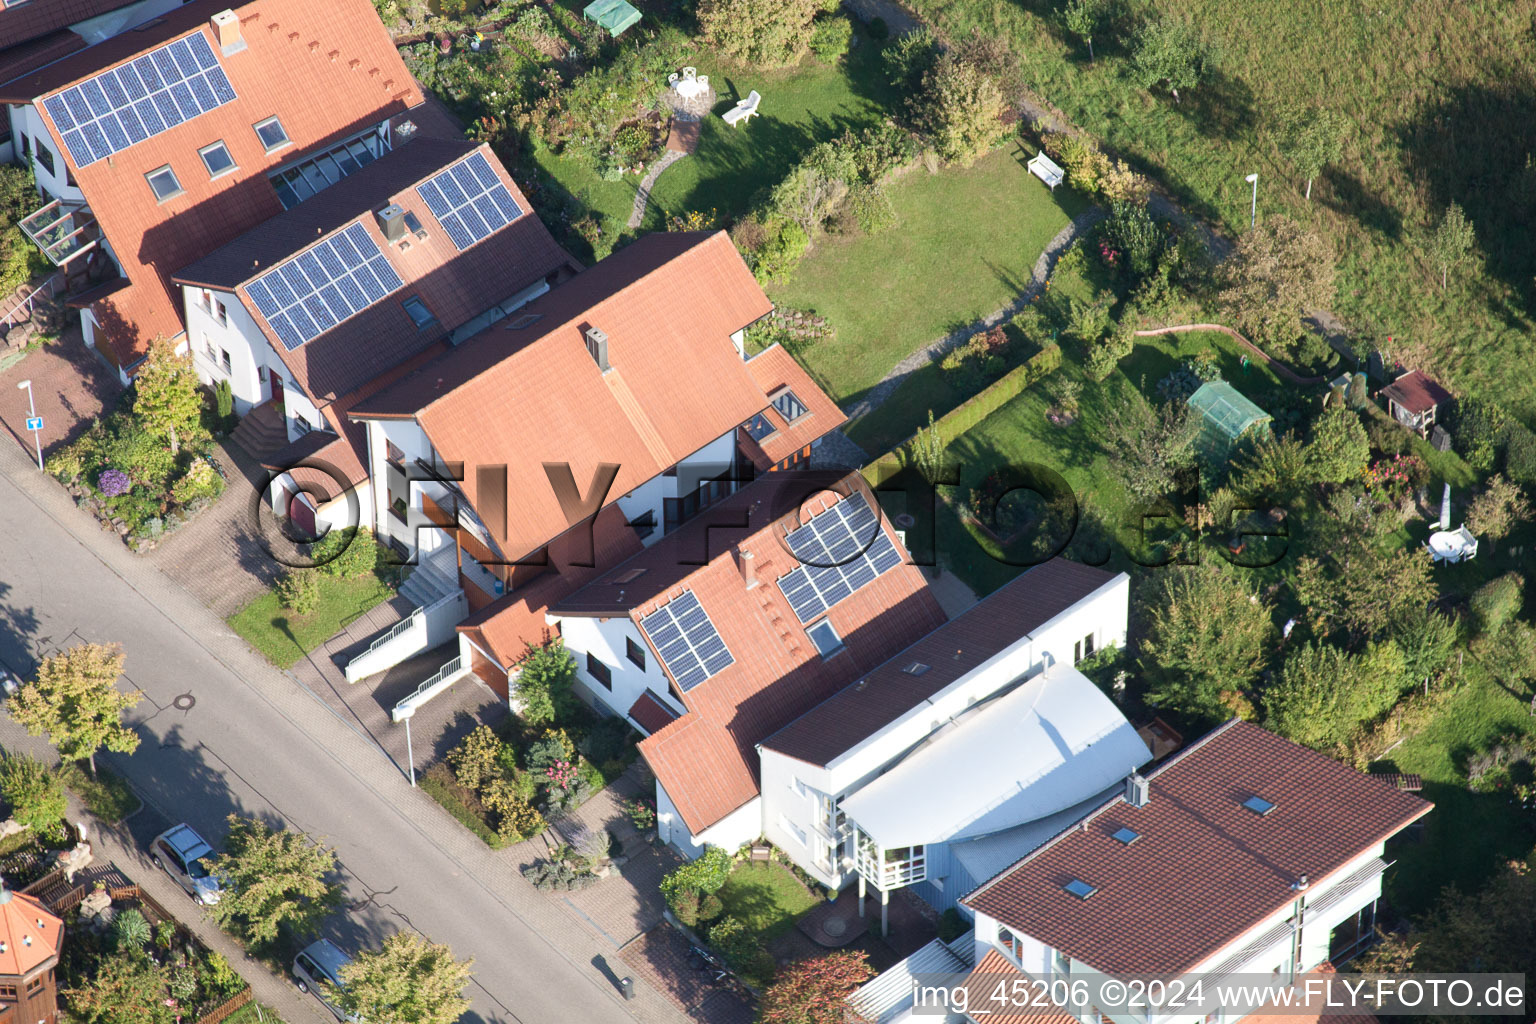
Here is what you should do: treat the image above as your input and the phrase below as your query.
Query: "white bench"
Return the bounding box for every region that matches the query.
[1028,151,1065,190]
[722,90,760,127]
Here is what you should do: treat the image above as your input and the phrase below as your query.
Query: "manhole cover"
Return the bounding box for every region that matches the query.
[172,693,196,711]
[822,917,848,938]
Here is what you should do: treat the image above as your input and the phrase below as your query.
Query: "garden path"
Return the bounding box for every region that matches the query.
[627,149,689,229]
[841,205,1107,425]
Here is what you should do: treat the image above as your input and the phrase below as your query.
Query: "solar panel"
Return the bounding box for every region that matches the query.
[638,590,733,692]
[47,33,236,168]
[246,223,403,350]
[775,493,903,624]
[414,152,522,251]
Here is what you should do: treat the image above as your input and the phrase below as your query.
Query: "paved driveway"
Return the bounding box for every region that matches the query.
[0,437,690,1024]
[0,324,122,457]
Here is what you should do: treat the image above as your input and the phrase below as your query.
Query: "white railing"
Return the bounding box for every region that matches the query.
[1,272,61,331]
[365,608,421,657]
[392,655,467,723]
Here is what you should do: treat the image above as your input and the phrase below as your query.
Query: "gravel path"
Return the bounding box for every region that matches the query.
[626,148,688,229]
[842,204,1107,424]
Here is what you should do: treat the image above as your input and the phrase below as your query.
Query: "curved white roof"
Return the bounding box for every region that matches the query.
[841,666,1149,848]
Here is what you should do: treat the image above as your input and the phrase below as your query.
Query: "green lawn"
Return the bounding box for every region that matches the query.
[61,761,141,823]
[903,0,1536,422]
[530,27,898,260]
[1384,668,1536,918]
[228,573,397,669]
[717,860,822,940]
[773,141,1088,405]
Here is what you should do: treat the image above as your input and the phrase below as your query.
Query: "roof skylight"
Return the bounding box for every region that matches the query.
[1063,878,1098,900]
[1111,826,1140,845]
[1242,795,1277,816]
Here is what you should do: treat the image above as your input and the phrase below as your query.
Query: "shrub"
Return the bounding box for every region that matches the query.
[448,725,506,792]
[883,27,940,95]
[1102,201,1164,279]
[309,526,379,578]
[1470,572,1524,636]
[97,468,130,497]
[1502,419,1536,485]
[1455,398,1506,472]
[169,459,223,505]
[112,908,152,951]
[709,916,766,974]
[916,56,1007,166]
[698,0,821,68]
[660,846,734,913]
[627,797,657,830]
[526,729,576,775]
[868,16,889,39]
[938,907,967,942]
[0,164,36,225]
[698,892,724,925]
[672,888,703,926]
[1086,324,1134,381]
[0,755,66,830]
[513,641,578,726]
[751,219,810,284]
[275,569,321,615]
[494,794,547,843]
[809,14,853,60]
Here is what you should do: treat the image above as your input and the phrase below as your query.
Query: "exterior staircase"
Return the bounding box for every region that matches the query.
[399,549,459,606]
[229,402,288,461]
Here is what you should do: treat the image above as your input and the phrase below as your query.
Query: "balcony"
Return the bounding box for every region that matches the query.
[19,198,101,265]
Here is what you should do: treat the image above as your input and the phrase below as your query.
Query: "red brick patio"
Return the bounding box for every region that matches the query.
[0,324,122,460]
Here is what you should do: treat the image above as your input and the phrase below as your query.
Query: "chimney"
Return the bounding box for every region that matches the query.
[375,204,406,242]
[739,548,758,589]
[585,326,610,371]
[210,10,244,54]
[1125,771,1150,808]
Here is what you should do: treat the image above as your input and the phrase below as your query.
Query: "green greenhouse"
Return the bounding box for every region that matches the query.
[582,0,642,36]
[1188,381,1271,459]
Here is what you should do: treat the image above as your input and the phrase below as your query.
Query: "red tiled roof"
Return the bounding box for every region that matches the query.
[951,951,1078,1024]
[0,888,63,977]
[261,428,361,497]
[351,232,788,565]
[454,502,645,668]
[176,136,576,404]
[0,0,141,57]
[628,691,680,736]
[741,343,847,466]
[763,559,1121,767]
[16,0,423,369]
[0,31,87,92]
[557,472,946,835]
[1380,369,1452,415]
[963,720,1433,977]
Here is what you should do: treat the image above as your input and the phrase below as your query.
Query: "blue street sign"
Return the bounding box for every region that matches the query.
[25,417,43,432]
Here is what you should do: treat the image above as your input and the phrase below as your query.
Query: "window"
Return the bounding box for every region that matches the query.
[1063,878,1098,900]
[1051,948,1070,977]
[203,335,215,359]
[1073,632,1095,664]
[293,413,311,435]
[779,815,807,847]
[771,388,808,423]
[743,412,776,441]
[902,661,931,675]
[998,927,1023,961]
[402,296,436,328]
[33,140,55,176]
[586,651,612,690]
[16,131,27,157]
[625,636,646,670]
[1111,826,1141,845]
[199,140,236,178]
[215,298,227,327]
[807,619,844,658]
[199,288,213,313]
[254,116,290,153]
[627,509,656,540]
[146,165,183,202]
[1242,795,1277,816]
[220,349,231,372]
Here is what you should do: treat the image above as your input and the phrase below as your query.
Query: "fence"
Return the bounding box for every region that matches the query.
[0,272,61,332]
[862,343,1063,484]
[196,987,253,1024]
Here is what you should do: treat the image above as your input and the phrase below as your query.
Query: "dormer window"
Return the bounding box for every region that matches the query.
[771,387,808,423]
[744,412,776,442]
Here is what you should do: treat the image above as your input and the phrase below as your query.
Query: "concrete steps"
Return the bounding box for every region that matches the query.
[229,403,288,461]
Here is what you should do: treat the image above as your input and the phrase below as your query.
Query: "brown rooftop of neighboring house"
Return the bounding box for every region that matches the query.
[11,0,423,370]
[1380,369,1452,415]
[556,471,947,836]
[963,720,1432,977]
[177,135,577,405]
[0,0,141,57]
[761,558,1121,767]
[0,31,87,91]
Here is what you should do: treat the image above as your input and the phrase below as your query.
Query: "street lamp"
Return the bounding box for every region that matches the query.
[395,704,417,787]
[15,380,42,471]
[1244,173,1259,229]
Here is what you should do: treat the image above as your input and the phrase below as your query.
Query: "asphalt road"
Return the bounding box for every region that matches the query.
[0,440,677,1024]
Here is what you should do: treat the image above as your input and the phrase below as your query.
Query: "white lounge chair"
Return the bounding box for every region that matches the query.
[1027,151,1065,190]
[722,90,760,127]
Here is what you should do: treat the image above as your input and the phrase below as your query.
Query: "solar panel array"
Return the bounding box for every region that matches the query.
[44,33,236,169]
[639,590,733,692]
[245,223,405,351]
[414,152,522,251]
[777,493,903,624]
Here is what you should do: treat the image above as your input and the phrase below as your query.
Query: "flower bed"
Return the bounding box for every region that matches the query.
[50,410,226,551]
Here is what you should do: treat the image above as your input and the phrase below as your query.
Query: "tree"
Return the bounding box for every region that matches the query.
[1392,851,1536,981]
[64,950,174,1024]
[209,816,342,945]
[1305,407,1370,484]
[1230,433,1310,501]
[659,846,734,914]
[1292,547,1433,641]
[513,639,578,726]
[1264,641,1407,752]
[883,27,940,95]
[1130,17,1215,103]
[7,642,141,778]
[771,145,854,243]
[1429,201,1476,290]
[917,55,1007,166]
[1273,105,1348,200]
[133,337,203,456]
[275,568,320,614]
[1100,392,1199,502]
[0,754,66,830]
[758,950,876,1024]
[1469,572,1524,636]
[1139,565,1274,723]
[905,409,948,485]
[697,0,820,68]
[1218,215,1336,352]
[337,932,472,1024]
[1065,293,1113,346]
[1060,0,1108,61]
[1466,474,1532,551]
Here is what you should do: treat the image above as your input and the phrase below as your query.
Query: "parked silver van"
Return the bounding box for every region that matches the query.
[293,939,358,1021]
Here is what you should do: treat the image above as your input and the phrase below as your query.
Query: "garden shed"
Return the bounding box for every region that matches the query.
[1188,380,1271,459]
[582,0,642,36]
[1380,369,1452,438]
